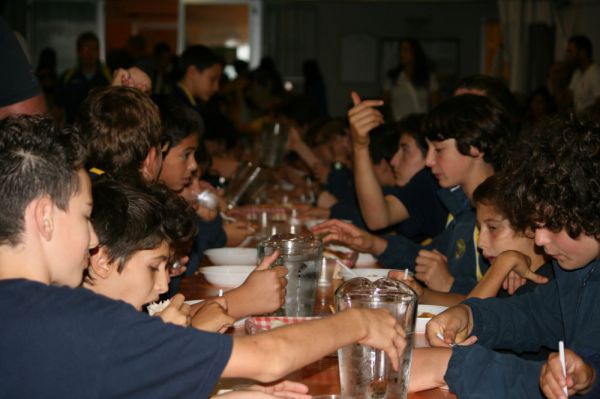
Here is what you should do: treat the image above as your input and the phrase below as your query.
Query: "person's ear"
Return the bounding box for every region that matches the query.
[469,145,484,159]
[33,196,54,241]
[141,146,161,182]
[89,246,114,279]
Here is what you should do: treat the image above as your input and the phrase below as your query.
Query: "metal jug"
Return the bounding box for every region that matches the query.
[335,278,417,399]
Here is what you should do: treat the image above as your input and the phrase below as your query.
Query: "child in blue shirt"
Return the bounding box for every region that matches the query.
[409,115,600,398]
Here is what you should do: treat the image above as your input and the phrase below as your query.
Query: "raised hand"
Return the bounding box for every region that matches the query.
[347,91,384,147]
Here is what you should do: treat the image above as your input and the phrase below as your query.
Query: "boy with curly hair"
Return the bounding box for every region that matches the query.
[409,115,600,398]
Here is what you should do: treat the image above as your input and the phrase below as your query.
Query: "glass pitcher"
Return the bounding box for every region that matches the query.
[257,233,323,316]
[335,278,417,399]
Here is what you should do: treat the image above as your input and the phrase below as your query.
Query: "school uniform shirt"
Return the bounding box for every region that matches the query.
[55,63,111,123]
[382,168,447,243]
[444,258,600,398]
[0,279,232,399]
[326,164,368,230]
[378,186,488,294]
[569,63,600,114]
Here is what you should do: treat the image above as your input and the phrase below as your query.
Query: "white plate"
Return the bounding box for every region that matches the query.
[415,304,448,334]
[204,248,257,265]
[340,268,394,281]
[198,265,255,287]
[304,218,326,230]
[355,253,377,267]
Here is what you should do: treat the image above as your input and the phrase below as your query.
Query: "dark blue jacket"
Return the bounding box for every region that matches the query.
[377,186,489,294]
[445,259,600,398]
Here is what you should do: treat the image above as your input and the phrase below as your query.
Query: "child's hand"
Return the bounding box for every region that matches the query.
[111,67,151,94]
[299,206,330,219]
[426,304,477,347]
[540,349,596,399]
[312,219,385,255]
[235,251,288,315]
[498,250,549,286]
[347,91,384,147]
[354,308,406,371]
[190,299,234,333]
[156,294,191,327]
[415,249,453,292]
[168,256,189,277]
[222,251,288,318]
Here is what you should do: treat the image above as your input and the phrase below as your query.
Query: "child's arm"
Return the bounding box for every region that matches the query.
[409,348,452,392]
[467,250,548,299]
[388,272,465,307]
[540,348,598,399]
[223,307,405,382]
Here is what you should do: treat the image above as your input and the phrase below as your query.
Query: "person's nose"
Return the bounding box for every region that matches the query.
[534,228,551,247]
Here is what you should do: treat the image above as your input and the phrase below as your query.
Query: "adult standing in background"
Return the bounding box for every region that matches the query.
[566,35,600,115]
[55,32,111,124]
[384,38,440,121]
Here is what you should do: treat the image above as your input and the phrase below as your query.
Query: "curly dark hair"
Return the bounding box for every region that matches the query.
[0,115,84,246]
[497,115,600,239]
[423,94,515,171]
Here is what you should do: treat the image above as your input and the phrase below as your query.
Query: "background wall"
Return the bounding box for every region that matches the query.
[262,0,499,116]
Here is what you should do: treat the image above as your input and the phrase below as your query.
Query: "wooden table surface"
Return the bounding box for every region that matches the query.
[178,262,456,399]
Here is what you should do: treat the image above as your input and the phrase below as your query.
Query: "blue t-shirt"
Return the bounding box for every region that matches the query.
[382,168,447,243]
[0,279,232,399]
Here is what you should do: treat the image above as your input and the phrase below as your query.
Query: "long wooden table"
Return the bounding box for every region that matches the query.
[178,266,456,399]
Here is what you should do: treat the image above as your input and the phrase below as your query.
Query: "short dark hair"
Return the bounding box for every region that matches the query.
[77,31,99,51]
[90,178,196,272]
[397,113,427,156]
[77,86,161,178]
[423,94,515,171]
[472,175,515,227]
[178,45,223,79]
[305,118,347,147]
[455,74,517,116]
[569,35,593,59]
[154,96,204,150]
[368,123,400,164]
[0,115,84,246]
[498,115,600,239]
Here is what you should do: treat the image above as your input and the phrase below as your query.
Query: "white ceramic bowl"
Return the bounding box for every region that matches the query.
[304,218,326,230]
[198,265,255,287]
[415,304,448,333]
[355,253,377,267]
[340,268,394,281]
[204,248,257,265]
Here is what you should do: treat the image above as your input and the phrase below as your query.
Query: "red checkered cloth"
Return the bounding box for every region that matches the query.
[245,316,321,334]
